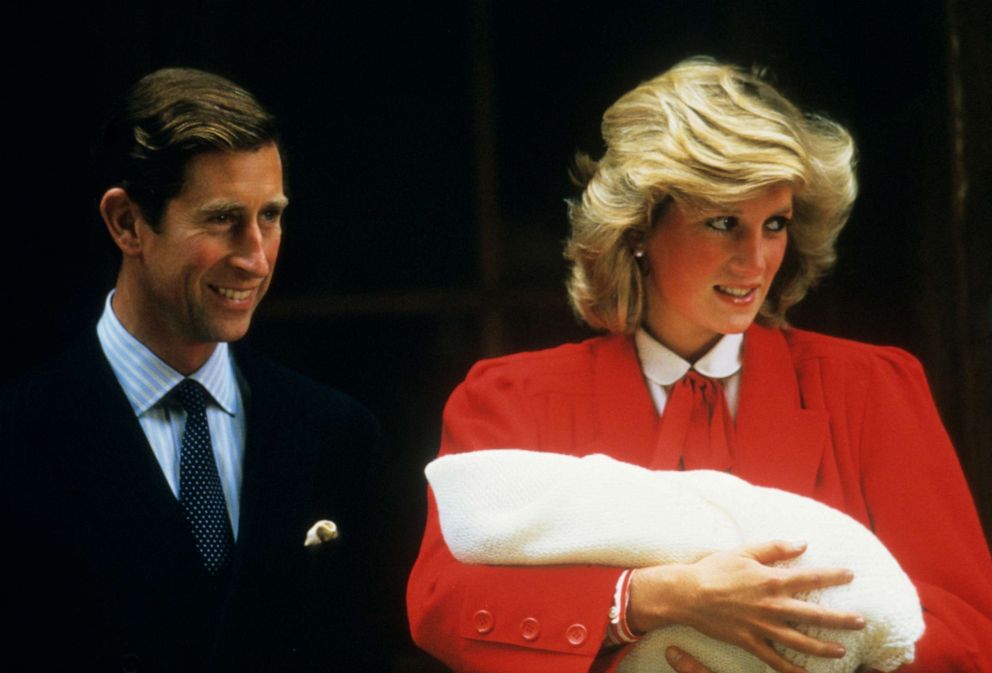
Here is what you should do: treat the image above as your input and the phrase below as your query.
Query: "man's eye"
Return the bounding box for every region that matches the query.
[705,216,736,231]
[261,209,282,222]
[766,216,791,232]
[209,213,232,224]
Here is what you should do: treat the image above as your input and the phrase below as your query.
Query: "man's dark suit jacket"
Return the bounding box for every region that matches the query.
[1,333,384,672]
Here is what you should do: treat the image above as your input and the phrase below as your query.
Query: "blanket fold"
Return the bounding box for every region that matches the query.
[426,449,923,673]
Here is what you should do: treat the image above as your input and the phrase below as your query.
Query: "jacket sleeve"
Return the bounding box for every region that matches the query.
[858,348,992,673]
[407,358,626,673]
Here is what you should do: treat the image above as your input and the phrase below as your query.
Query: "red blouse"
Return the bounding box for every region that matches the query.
[408,325,992,673]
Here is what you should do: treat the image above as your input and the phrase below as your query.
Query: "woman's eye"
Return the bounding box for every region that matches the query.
[765,216,790,232]
[706,216,737,231]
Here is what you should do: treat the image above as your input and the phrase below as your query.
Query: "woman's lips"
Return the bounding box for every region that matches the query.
[715,285,758,303]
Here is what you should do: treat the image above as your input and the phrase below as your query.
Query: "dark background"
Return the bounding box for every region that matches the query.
[6,2,990,670]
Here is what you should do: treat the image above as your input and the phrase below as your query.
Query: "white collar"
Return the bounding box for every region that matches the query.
[634,328,743,386]
[96,291,239,416]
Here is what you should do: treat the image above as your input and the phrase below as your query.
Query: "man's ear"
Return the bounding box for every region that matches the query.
[100,187,148,257]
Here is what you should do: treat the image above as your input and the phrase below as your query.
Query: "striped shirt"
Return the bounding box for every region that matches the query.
[96,292,246,537]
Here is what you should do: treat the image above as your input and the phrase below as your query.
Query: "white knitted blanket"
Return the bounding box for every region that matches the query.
[426,450,923,673]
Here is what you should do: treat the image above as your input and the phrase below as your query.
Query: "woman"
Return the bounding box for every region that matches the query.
[407,57,992,673]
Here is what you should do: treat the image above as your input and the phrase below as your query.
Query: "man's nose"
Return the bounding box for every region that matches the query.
[231,221,274,276]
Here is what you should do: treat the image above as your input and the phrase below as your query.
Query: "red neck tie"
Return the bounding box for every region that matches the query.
[651,370,736,472]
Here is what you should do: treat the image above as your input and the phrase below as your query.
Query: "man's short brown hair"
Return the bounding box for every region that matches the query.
[100,67,282,228]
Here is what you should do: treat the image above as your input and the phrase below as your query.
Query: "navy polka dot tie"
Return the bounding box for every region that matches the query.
[173,379,234,575]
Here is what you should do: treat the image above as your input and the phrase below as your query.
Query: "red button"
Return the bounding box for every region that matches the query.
[473,609,494,634]
[520,617,541,641]
[566,623,588,646]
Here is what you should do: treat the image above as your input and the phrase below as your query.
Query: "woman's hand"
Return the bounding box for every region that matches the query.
[666,646,714,673]
[628,540,866,673]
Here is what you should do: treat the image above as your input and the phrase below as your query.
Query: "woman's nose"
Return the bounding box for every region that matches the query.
[730,228,766,275]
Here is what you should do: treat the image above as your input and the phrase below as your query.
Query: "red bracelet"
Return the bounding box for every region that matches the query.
[607,569,641,644]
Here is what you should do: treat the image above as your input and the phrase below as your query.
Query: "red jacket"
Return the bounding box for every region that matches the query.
[408,325,992,673]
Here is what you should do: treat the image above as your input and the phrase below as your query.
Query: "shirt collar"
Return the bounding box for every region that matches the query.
[634,328,743,386]
[96,291,239,416]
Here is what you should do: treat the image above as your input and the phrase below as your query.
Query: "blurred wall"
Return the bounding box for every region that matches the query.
[4,1,989,670]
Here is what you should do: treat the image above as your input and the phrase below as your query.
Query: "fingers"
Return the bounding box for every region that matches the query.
[741,539,856,595]
[744,539,808,565]
[742,637,811,673]
[665,647,714,673]
[755,598,864,660]
[773,597,866,631]
[776,566,855,596]
[667,543,863,673]
[761,621,848,660]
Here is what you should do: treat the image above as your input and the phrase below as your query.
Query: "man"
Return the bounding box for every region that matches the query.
[1,68,383,672]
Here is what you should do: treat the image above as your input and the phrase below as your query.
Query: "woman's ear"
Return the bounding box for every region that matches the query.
[623,229,645,252]
[624,229,646,255]
[100,188,145,257]
[624,229,650,275]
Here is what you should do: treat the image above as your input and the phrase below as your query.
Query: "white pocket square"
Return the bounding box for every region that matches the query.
[304,520,339,547]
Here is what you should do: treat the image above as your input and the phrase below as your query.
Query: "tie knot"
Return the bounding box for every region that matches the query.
[682,369,716,389]
[679,370,725,406]
[173,378,208,415]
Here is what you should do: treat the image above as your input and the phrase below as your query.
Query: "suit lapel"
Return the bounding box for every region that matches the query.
[734,324,828,495]
[52,335,206,579]
[229,359,276,573]
[225,348,314,586]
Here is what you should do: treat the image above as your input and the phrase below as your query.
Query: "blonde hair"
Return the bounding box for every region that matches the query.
[565,56,857,333]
